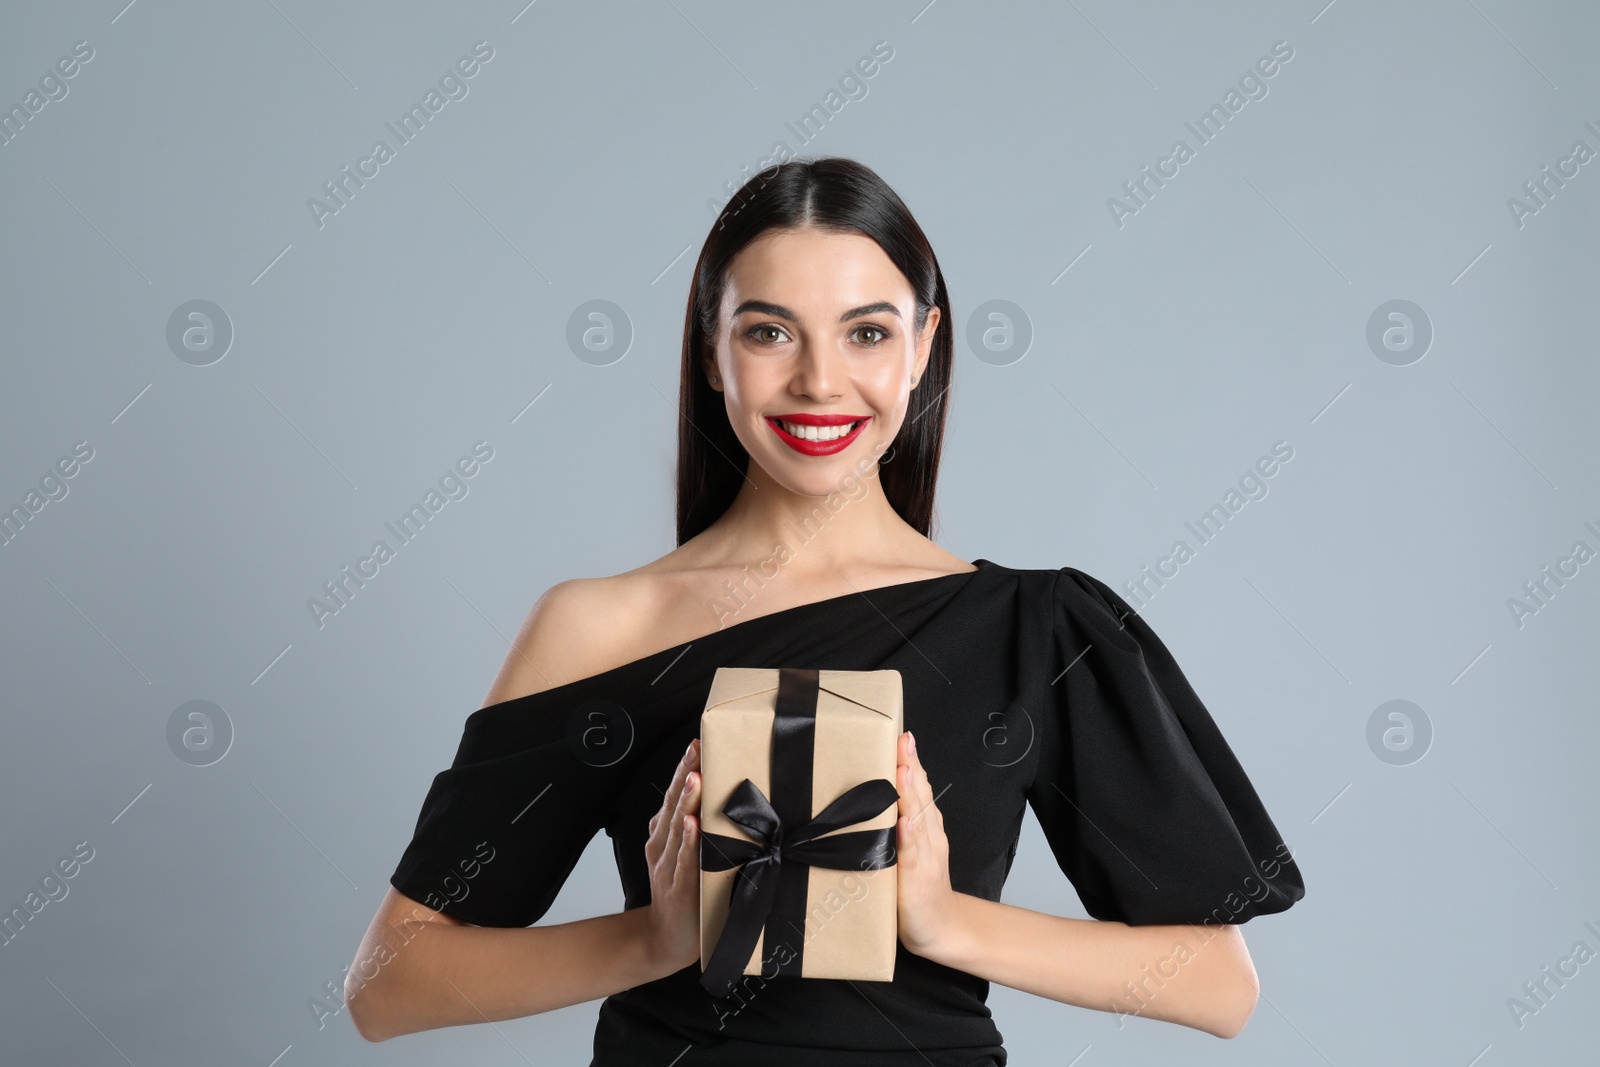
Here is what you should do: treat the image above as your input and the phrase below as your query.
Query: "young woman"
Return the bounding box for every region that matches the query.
[347,157,1304,1064]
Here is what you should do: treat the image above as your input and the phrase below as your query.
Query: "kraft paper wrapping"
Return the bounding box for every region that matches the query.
[698,667,902,992]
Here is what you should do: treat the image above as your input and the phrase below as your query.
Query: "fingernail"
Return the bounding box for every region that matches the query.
[909,732,916,755]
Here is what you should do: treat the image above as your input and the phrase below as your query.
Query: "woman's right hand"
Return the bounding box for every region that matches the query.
[642,737,701,972]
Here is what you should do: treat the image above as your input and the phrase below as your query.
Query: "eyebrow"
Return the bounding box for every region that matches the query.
[732,299,903,324]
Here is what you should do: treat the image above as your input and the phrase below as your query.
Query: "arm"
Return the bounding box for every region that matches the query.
[344,888,679,1042]
[893,731,1259,1039]
[349,579,704,1041]
[919,896,1258,1038]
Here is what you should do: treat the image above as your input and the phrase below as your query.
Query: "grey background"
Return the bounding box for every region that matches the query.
[2,0,1596,1063]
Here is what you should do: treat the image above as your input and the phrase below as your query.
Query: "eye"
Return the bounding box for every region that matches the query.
[852,324,892,346]
[744,323,790,346]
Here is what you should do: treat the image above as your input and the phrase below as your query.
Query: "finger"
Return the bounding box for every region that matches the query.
[896,732,915,805]
[665,739,697,811]
[897,762,916,817]
[679,768,699,822]
[902,772,938,835]
[676,806,700,890]
[899,753,925,806]
[678,770,706,898]
[662,768,695,877]
[909,732,936,810]
[905,780,930,834]
[654,740,695,826]
[646,814,661,865]
[647,748,690,866]
[900,766,931,839]
[897,813,917,867]
[646,813,664,868]
[658,804,682,878]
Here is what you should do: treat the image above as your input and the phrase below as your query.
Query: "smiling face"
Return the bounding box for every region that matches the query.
[703,226,940,496]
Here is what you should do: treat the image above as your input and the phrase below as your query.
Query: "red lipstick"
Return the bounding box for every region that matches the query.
[765,413,870,457]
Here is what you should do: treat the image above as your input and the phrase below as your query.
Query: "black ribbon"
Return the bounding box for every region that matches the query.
[698,667,899,997]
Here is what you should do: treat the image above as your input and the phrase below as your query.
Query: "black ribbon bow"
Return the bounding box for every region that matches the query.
[697,667,899,998]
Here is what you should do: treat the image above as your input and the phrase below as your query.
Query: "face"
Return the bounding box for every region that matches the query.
[703,226,940,496]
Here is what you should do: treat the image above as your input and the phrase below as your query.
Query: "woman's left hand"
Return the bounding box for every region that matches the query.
[894,730,961,958]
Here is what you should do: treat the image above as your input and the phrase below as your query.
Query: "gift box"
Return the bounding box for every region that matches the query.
[698,667,903,997]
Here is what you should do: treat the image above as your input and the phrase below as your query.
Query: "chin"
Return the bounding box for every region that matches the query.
[759,450,876,497]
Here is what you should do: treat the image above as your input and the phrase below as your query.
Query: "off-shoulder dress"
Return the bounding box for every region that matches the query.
[389,559,1305,1066]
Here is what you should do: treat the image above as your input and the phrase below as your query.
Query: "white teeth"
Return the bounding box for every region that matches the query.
[778,419,859,441]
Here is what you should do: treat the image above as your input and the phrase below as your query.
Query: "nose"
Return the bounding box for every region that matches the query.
[788,340,842,402]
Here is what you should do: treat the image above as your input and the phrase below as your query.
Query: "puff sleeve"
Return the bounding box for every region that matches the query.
[388,696,619,927]
[1025,567,1304,926]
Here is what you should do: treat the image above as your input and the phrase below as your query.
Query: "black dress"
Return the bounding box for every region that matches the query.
[389,559,1305,1065]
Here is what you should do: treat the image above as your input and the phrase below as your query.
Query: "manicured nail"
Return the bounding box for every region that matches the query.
[909,732,916,755]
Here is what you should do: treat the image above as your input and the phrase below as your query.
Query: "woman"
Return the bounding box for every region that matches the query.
[346,157,1304,1064]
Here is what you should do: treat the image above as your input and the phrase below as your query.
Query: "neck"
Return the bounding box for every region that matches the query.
[703,455,914,575]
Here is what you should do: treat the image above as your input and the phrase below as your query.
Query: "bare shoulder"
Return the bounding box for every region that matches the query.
[479,568,680,708]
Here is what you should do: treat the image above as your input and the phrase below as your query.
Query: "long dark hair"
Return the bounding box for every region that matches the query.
[675,157,955,546]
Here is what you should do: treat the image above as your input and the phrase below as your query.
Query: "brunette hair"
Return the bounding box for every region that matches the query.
[675,157,955,546]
